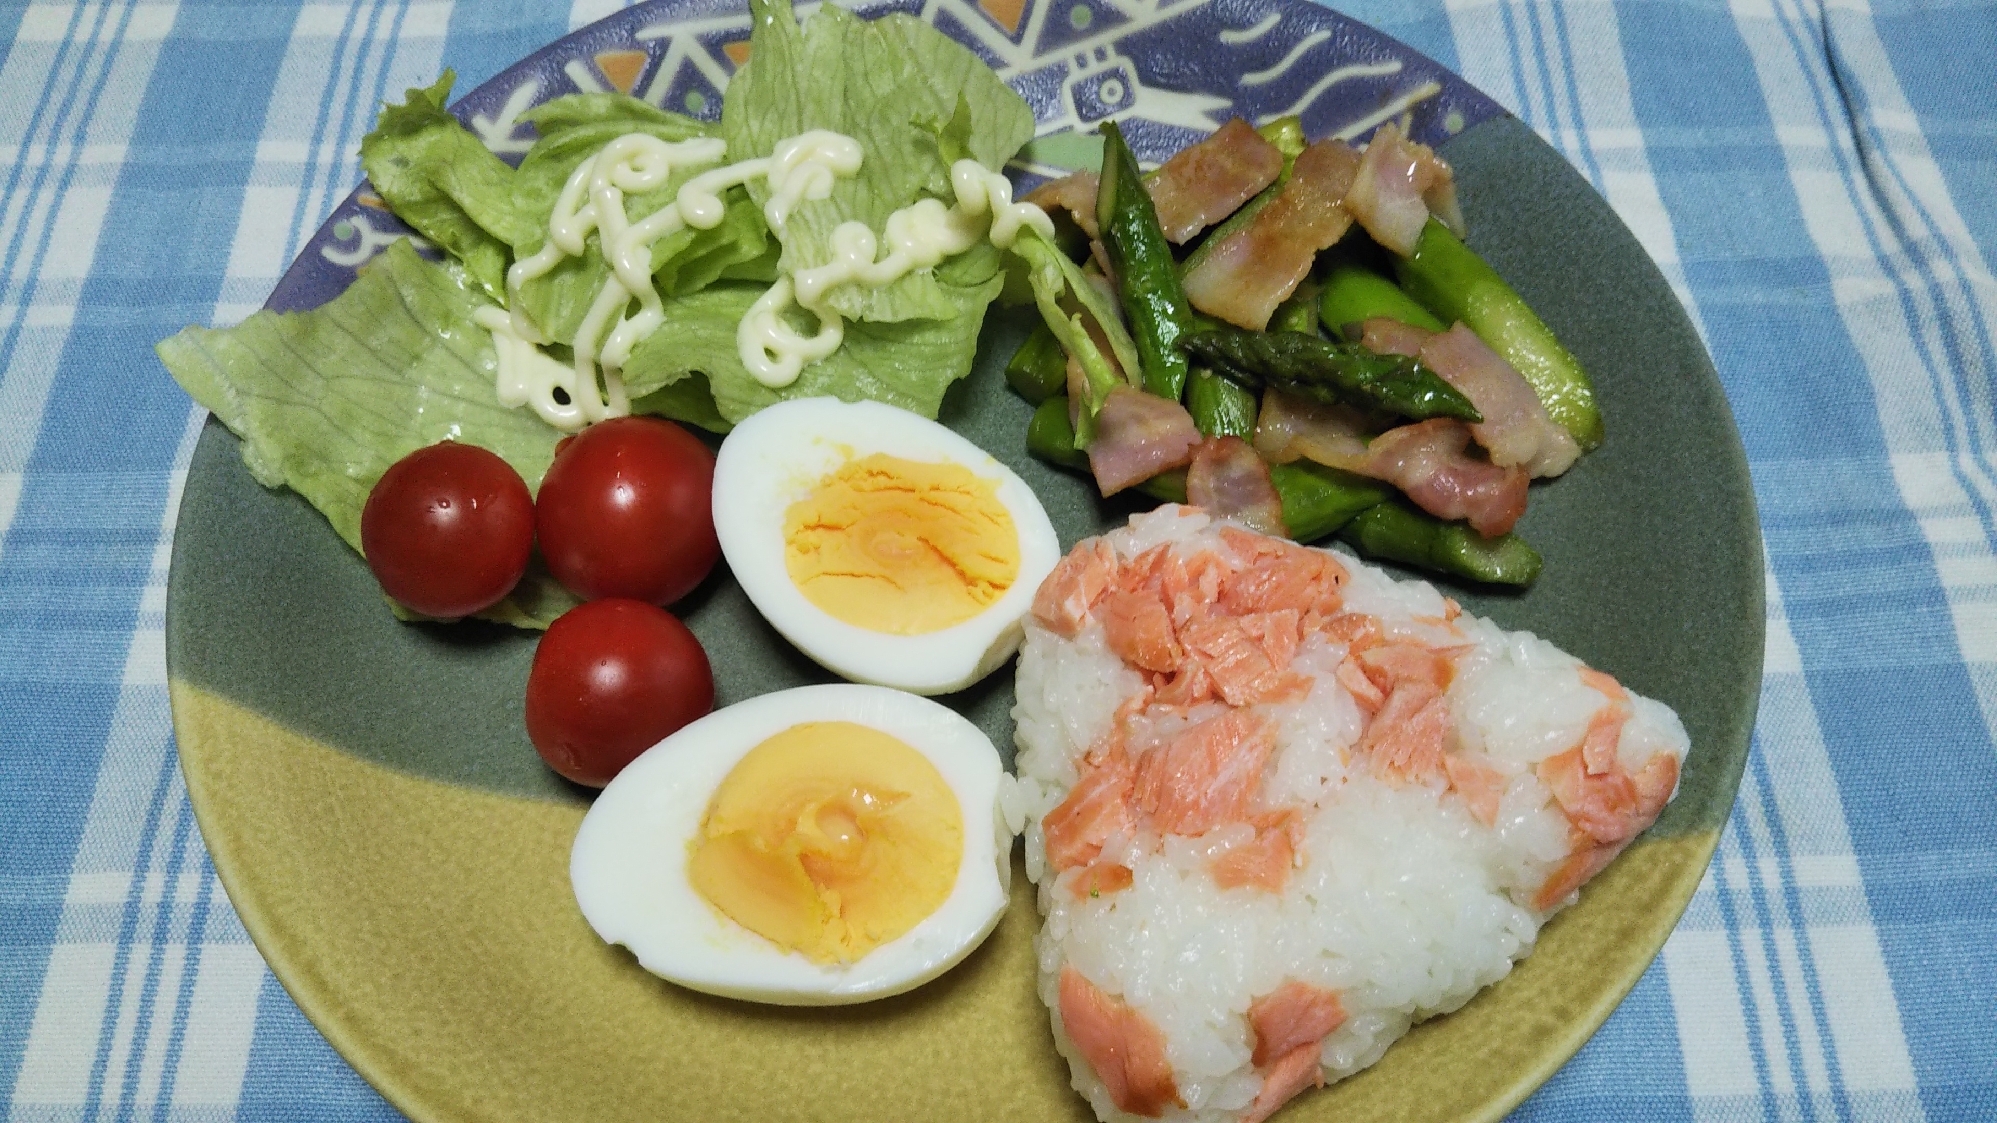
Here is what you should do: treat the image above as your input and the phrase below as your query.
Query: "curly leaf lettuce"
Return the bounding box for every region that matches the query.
[157,239,577,627]
[171,2,1046,627]
[358,73,534,301]
[722,0,1034,323]
[506,95,774,345]
[618,269,1002,427]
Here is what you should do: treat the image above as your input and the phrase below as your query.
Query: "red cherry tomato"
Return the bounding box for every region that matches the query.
[525,598,714,787]
[360,442,534,618]
[535,416,719,605]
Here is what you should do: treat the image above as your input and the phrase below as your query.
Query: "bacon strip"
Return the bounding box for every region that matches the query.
[1252,390,1371,471]
[1357,316,1433,358]
[1147,118,1284,243]
[1026,121,1283,248]
[1358,419,1528,537]
[1187,436,1287,536]
[1026,171,1100,239]
[1418,324,1580,479]
[1087,387,1203,497]
[1183,139,1362,330]
[1343,122,1456,256]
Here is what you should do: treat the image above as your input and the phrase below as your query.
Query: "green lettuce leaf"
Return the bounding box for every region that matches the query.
[1010,229,1140,444]
[722,0,1034,323]
[359,74,534,300]
[618,273,1002,427]
[157,239,575,627]
[506,95,775,344]
[650,192,778,297]
[631,373,731,434]
[510,94,712,228]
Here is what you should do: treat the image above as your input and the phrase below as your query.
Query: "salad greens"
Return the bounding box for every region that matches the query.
[506,96,744,345]
[356,75,533,301]
[157,0,1040,627]
[158,241,579,626]
[723,0,1033,323]
[616,269,1000,426]
[162,241,555,552]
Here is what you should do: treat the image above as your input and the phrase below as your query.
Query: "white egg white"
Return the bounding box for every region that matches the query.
[569,683,1016,1006]
[711,397,1061,695]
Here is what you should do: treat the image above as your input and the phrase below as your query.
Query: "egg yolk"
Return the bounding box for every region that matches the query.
[782,453,1019,635]
[686,721,964,964]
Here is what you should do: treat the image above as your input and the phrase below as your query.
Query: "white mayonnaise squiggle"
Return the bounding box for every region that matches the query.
[475,304,593,430]
[948,160,1054,251]
[736,158,1055,389]
[485,129,1053,422]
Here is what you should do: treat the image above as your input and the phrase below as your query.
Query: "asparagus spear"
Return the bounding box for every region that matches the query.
[1186,368,1259,439]
[1096,122,1196,402]
[1184,284,1296,438]
[1181,329,1482,423]
[1005,323,1068,405]
[1026,397,1089,470]
[1269,461,1389,542]
[1395,218,1602,448]
[1318,262,1446,336]
[1270,284,1321,336]
[1339,500,1542,586]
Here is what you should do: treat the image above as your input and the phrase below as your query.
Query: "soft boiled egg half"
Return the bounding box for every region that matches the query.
[570,683,1014,1005]
[712,397,1060,695]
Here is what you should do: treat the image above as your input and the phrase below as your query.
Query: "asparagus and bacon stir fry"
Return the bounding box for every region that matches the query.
[1007,116,1601,587]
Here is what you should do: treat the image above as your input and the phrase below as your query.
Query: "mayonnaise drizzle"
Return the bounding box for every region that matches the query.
[485,130,1053,426]
[737,159,1054,389]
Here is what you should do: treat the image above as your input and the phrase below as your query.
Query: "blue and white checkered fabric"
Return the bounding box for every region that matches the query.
[2,0,1993,1118]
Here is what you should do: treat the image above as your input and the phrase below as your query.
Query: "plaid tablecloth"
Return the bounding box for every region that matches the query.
[3,0,1994,1118]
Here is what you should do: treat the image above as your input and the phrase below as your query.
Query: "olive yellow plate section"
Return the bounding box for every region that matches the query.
[172,681,1077,1123]
[173,680,1722,1123]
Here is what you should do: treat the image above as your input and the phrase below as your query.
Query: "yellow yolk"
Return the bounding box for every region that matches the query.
[782,453,1019,635]
[685,721,964,964]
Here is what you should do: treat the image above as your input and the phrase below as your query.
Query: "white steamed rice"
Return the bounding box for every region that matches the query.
[1008,506,1689,1122]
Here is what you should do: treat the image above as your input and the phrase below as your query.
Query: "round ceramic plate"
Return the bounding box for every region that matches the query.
[164,1,1762,1120]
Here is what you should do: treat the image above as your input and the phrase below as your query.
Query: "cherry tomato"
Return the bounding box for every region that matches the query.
[361,442,534,618]
[525,598,714,787]
[535,416,719,605]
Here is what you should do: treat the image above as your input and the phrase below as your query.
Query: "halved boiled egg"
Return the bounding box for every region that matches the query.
[712,397,1060,695]
[570,683,1014,1005]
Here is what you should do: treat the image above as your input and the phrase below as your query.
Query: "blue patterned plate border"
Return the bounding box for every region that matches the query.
[268,0,1504,316]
